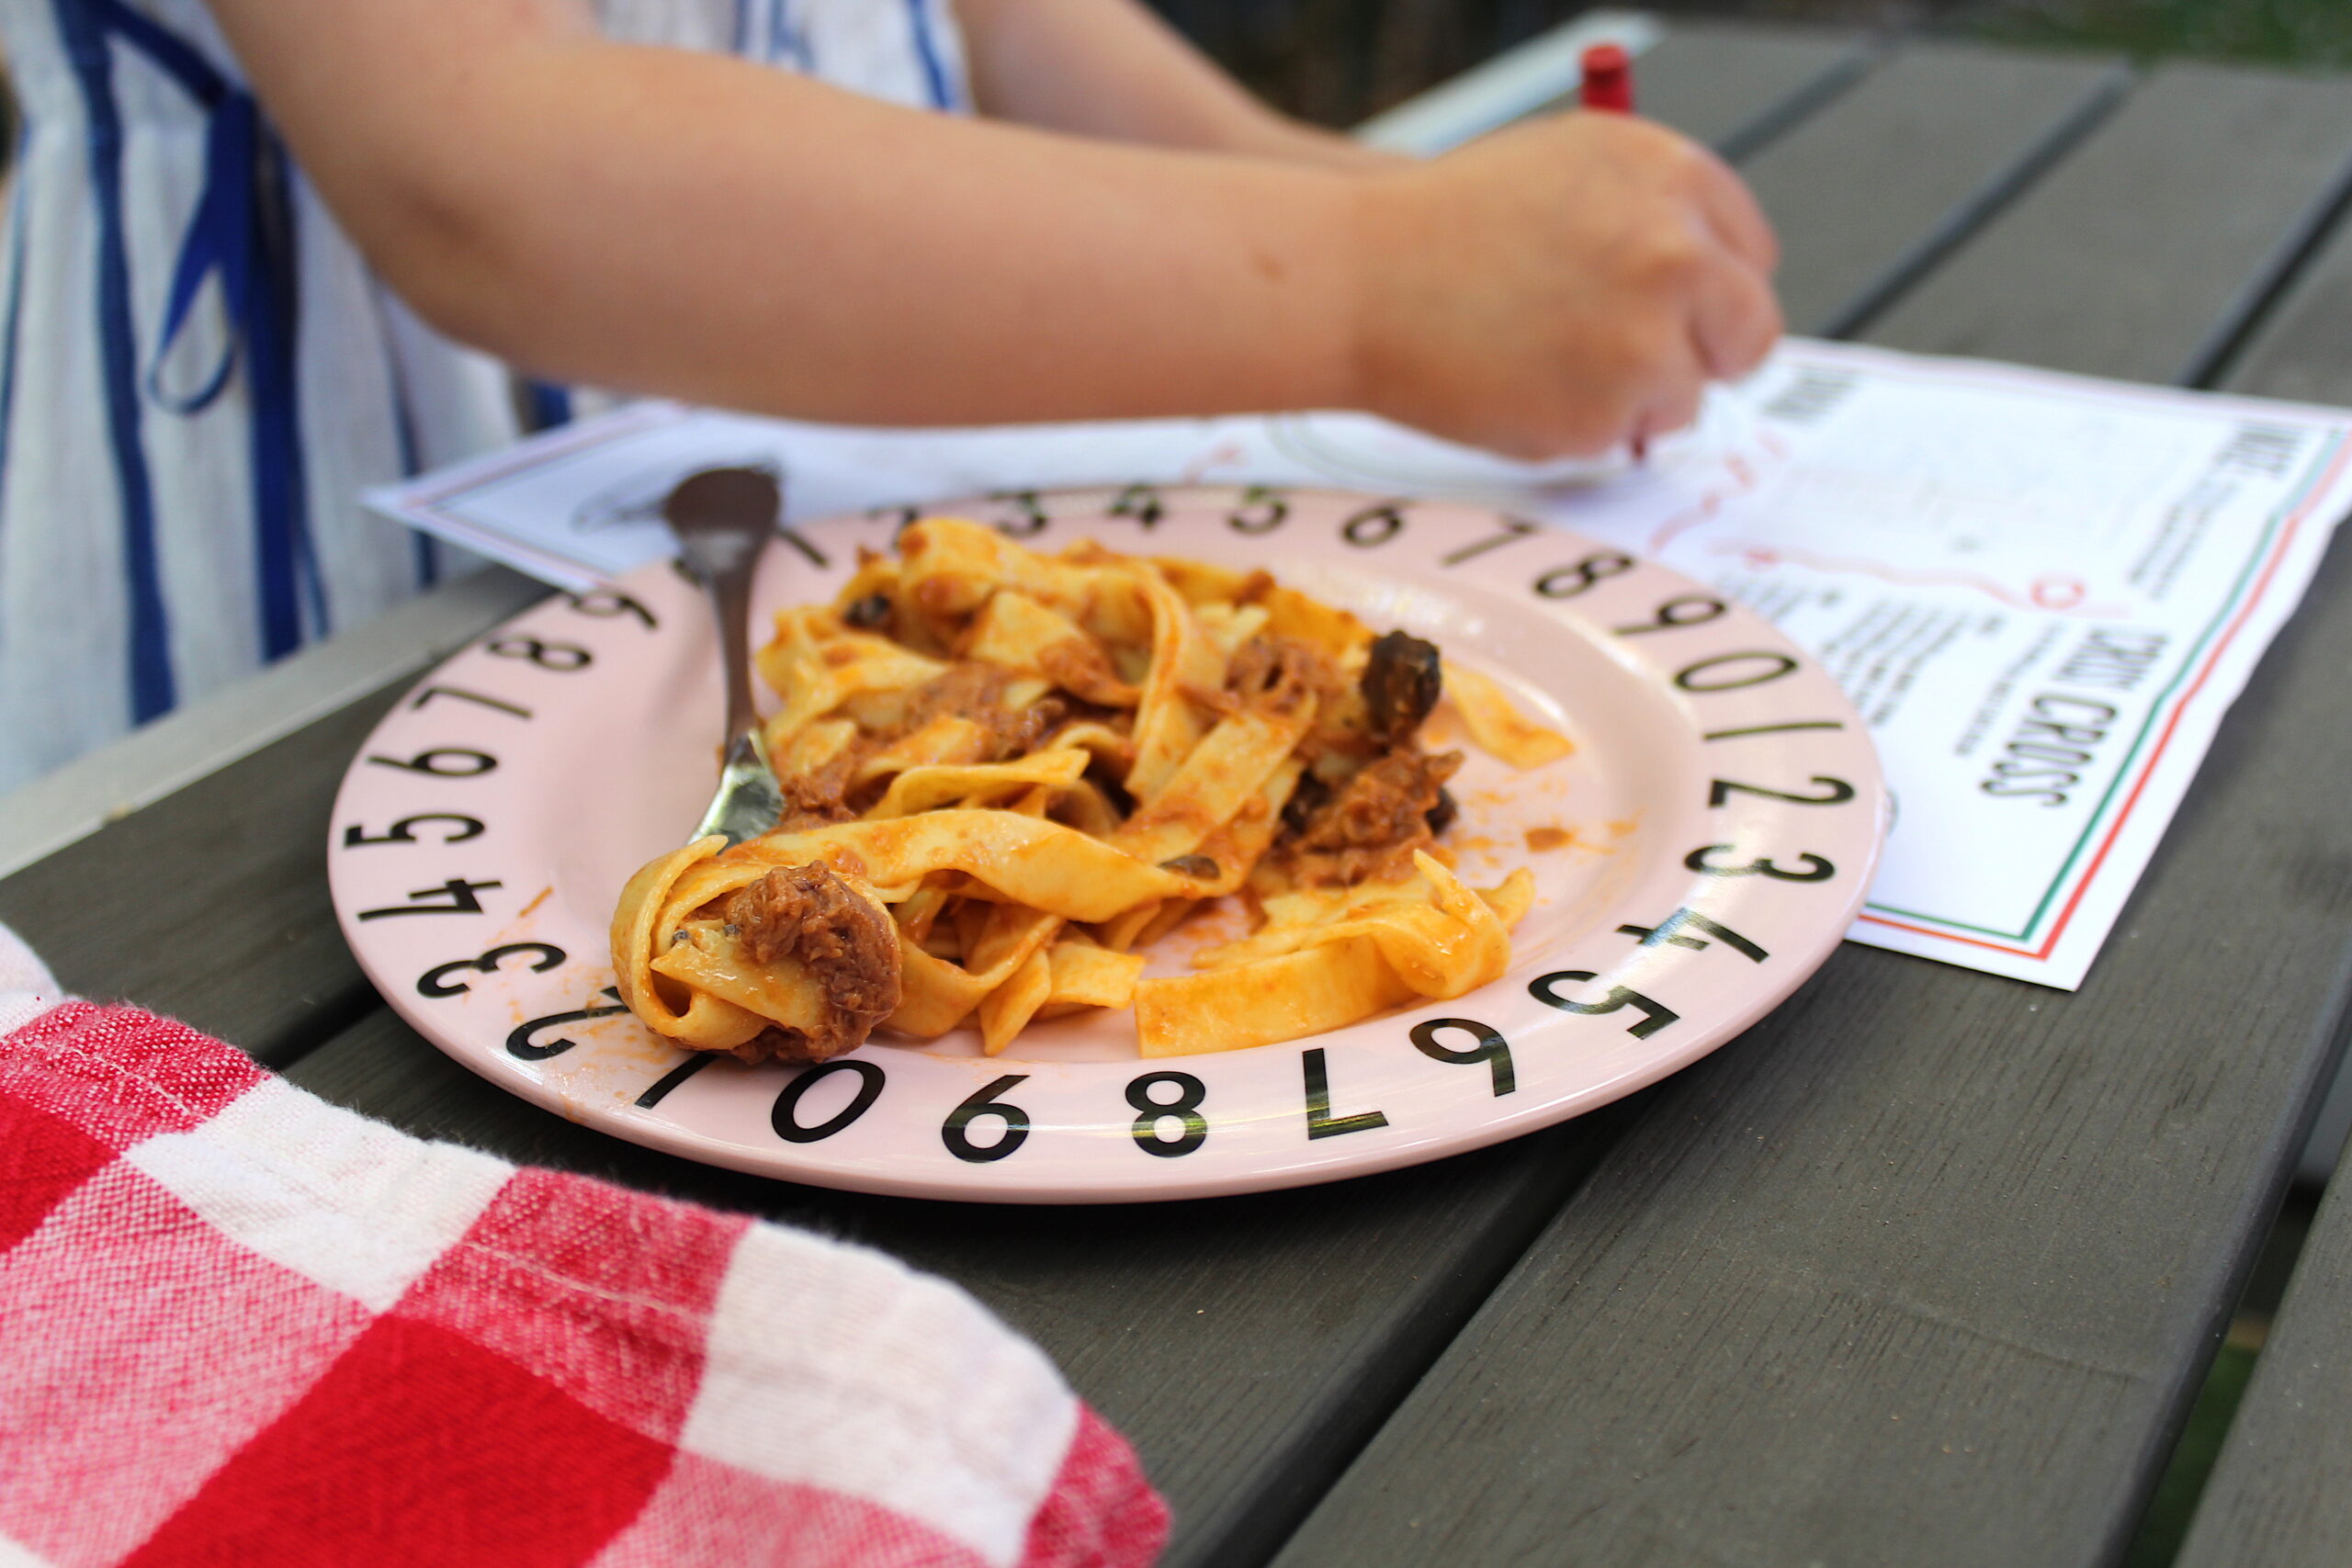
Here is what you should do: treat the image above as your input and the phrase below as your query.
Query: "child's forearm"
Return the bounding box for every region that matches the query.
[952,0,1399,172]
[211,0,1783,457]
[220,4,1365,426]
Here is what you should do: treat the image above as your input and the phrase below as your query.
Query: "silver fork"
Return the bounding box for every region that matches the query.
[664,467,787,847]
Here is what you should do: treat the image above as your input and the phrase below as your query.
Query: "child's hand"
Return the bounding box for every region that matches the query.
[1351,114,1781,458]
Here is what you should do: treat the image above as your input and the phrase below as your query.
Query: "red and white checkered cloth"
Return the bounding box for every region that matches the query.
[0,926,1168,1567]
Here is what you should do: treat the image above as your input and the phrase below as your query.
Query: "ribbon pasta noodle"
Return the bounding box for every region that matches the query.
[610,518,1568,1064]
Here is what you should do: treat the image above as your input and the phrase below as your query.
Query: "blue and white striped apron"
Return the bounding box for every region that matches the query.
[0,0,967,793]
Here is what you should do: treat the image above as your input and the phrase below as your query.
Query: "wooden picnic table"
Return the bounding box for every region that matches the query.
[10,14,2352,1564]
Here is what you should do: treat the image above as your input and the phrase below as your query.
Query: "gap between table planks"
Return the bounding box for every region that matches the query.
[1267,51,2352,1568]
[2173,1150,2352,1568]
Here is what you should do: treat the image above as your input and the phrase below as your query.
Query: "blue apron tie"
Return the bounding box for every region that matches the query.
[906,0,956,111]
[90,0,321,661]
[146,90,255,413]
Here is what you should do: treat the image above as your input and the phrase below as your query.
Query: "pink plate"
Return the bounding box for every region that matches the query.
[330,486,1885,1202]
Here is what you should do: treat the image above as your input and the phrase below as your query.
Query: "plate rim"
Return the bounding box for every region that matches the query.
[330,483,1888,1203]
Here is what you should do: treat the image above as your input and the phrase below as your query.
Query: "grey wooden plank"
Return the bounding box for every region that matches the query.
[2215,195,2352,406]
[2154,175,2352,1568]
[0,570,548,1065]
[1269,54,2352,1568]
[1739,42,2128,336]
[2222,197,2352,1184]
[1614,19,1873,161]
[283,1008,1645,1568]
[1866,62,2352,386]
[2174,1150,2352,1567]
[0,565,546,880]
[0,680,407,1065]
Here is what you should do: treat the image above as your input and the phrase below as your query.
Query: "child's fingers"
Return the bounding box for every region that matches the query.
[1689,247,1782,380]
[1688,148,1780,276]
[1633,374,1706,449]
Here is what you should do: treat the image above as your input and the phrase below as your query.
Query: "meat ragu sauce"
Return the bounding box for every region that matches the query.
[771,571,1456,881]
[610,521,1562,1065]
[718,862,899,1061]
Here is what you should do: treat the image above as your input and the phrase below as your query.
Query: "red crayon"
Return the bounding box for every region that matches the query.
[1579,42,1634,115]
[1579,43,1645,462]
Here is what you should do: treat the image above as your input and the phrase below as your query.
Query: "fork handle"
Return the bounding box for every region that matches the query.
[707,558,762,747]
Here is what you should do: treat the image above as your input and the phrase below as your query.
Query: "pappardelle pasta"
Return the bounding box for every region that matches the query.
[610,518,1572,1064]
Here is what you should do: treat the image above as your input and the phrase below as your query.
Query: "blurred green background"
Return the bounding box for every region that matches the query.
[1975,0,2352,65]
[1145,0,2352,124]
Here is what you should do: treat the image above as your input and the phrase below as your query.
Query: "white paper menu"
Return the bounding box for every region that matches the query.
[368,339,2352,987]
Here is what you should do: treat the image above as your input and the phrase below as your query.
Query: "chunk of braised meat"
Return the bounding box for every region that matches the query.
[718,862,901,1064]
[1281,771,1329,838]
[879,662,1103,761]
[1424,785,1459,837]
[775,769,857,833]
[794,662,1126,816]
[1223,636,1336,719]
[1360,630,1442,745]
[1281,746,1464,885]
[892,663,1013,739]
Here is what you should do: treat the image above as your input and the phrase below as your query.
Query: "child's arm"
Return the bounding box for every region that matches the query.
[952,0,1397,170]
[206,0,1777,457]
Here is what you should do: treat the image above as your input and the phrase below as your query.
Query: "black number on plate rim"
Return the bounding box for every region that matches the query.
[1126,1071,1209,1157]
[1708,775,1856,808]
[1534,552,1635,599]
[1227,485,1288,535]
[567,588,659,628]
[1683,844,1837,881]
[485,636,594,672]
[1409,1018,1515,1096]
[1528,971,1680,1038]
[506,988,630,1060]
[344,813,485,848]
[417,942,566,998]
[1615,596,1727,637]
[368,748,496,777]
[356,877,503,921]
[635,1052,717,1109]
[1341,502,1406,547]
[943,1074,1033,1163]
[1304,1047,1389,1139]
[408,684,531,719]
[991,490,1049,536]
[1109,484,1165,527]
[1439,515,1538,566]
[1675,651,1798,692]
[773,1060,888,1144]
